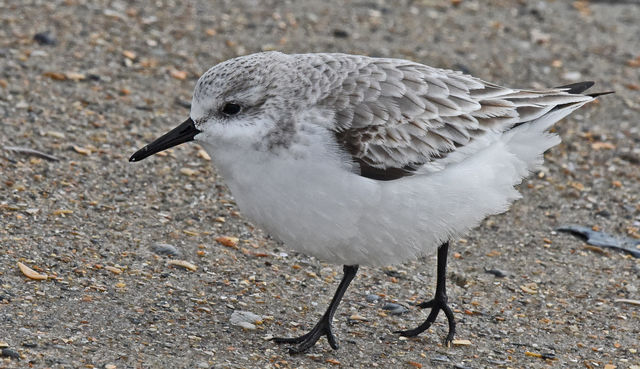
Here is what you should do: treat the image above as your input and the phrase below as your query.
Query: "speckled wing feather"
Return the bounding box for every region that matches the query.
[302,54,593,179]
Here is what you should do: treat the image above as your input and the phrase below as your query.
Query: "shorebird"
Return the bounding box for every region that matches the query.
[130,52,608,353]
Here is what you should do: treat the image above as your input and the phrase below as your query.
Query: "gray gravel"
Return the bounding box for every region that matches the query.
[1,0,639,368]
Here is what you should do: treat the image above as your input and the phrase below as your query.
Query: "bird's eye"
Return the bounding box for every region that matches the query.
[221,103,242,116]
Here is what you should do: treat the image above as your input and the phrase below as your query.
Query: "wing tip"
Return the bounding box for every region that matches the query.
[588,90,615,98]
[555,81,614,98]
[555,81,595,94]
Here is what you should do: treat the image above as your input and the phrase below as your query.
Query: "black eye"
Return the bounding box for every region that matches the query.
[221,103,241,116]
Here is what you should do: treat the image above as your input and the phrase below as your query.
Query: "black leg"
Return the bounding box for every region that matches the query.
[395,241,456,345]
[272,265,359,354]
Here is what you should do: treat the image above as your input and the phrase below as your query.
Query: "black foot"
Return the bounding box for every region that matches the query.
[394,294,456,345]
[272,313,337,354]
[272,265,359,354]
[394,241,456,346]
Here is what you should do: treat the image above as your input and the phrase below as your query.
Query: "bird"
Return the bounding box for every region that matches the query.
[129,51,609,354]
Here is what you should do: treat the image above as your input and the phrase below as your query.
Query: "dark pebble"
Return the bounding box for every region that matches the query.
[484,268,507,278]
[151,243,180,256]
[557,225,640,258]
[21,341,37,348]
[332,29,349,38]
[529,8,545,22]
[540,352,556,360]
[33,31,56,45]
[619,153,640,165]
[1,348,20,360]
[382,302,408,315]
[383,270,403,278]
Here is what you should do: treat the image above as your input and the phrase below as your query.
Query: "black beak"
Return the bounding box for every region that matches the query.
[129,117,200,162]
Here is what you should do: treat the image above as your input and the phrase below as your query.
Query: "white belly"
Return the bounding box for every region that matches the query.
[201,117,559,266]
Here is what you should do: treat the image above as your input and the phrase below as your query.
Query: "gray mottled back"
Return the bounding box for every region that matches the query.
[193,52,593,176]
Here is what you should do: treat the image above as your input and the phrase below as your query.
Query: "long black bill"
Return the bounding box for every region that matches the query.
[129,117,200,162]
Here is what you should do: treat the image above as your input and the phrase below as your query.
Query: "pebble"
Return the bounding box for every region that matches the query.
[230,310,263,330]
[431,355,450,363]
[530,29,550,44]
[562,71,582,81]
[453,364,473,369]
[382,303,408,315]
[1,348,20,360]
[151,243,180,256]
[33,31,56,45]
[484,268,507,278]
[333,29,349,38]
[365,294,380,303]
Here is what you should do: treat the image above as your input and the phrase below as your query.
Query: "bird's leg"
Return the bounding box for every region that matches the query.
[395,241,456,345]
[272,264,359,354]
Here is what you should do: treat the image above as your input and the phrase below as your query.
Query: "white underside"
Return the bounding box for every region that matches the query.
[199,104,584,266]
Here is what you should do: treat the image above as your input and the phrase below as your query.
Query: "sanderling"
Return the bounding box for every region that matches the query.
[130,52,609,353]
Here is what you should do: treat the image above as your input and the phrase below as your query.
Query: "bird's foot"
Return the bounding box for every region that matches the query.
[272,313,338,354]
[394,293,456,346]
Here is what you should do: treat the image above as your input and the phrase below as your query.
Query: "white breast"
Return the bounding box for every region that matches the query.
[200,113,561,267]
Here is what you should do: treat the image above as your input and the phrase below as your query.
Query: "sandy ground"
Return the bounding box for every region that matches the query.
[1,0,639,368]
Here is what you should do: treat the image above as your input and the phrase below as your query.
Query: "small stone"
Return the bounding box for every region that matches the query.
[170,69,188,80]
[216,236,239,248]
[151,243,180,256]
[1,348,20,359]
[167,260,197,271]
[72,145,92,155]
[16,101,29,109]
[562,71,582,81]
[431,355,450,363]
[382,302,408,315]
[46,130,65,139]
[365,294,380,303]
[34,31,56,45]
[197,148,211,161]
[230,310,263,330]
[348,314,368,321]
[122,50,136,60]
[65,72,86,81]
[452,339,472,346]
[180,167,197,176]
[332,29,349,38]
[484,268,507,278]
[237,321,256,330]
[104,266,122,275]
[530,29,550,44]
